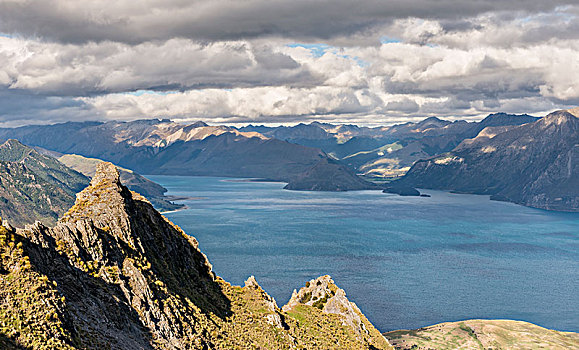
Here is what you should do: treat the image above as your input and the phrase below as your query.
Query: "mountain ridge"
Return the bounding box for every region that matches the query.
[397,110,579,211]
[0,120,372,192]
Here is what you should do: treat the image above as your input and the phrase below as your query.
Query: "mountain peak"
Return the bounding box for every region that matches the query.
[283,275,391,347]
[2,138,25,147]
[541,110,578,127]
[6,160,392,349]
[421,116,444,123]
[62,161,131,226]
[567,107,579,118]
[190,120,208,128]
[0,139,34,162]
[479,112,538,127]
[415,116,451,129]
[91,161,121,187]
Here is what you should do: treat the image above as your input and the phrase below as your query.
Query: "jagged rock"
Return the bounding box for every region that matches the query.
[243,276,284,329]
[56,154,183,212]
[283,275,391,348]
[244,275,260,289]
[1,218,13,232]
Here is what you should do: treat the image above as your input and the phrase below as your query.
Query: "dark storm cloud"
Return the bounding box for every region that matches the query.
[0,0,576,44]
[0,88,98,126]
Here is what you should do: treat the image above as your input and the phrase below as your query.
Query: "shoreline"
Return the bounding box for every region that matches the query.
[160,205,189,214]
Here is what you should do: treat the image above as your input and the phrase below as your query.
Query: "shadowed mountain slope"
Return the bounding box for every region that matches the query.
[242,114,539,180]
[397,110,579,211]
[0,140,89,226]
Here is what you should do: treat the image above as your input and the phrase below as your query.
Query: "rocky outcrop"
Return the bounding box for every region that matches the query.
[0,162,392,349]
[398,110,579,212]
[56,153,182,212]
[17,162,222,349]
[283,275,392,349]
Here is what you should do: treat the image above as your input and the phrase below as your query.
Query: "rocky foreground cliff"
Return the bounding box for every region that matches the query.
[0,162,391,349]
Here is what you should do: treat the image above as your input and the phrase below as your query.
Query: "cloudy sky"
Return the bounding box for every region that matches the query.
[0,0,578,126]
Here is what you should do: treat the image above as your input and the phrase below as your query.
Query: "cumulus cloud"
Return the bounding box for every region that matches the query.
[0,38,315,95]
[0,2,578,126]
[78,86,379,123]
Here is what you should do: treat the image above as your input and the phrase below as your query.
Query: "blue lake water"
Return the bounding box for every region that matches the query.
[147,175,579,332]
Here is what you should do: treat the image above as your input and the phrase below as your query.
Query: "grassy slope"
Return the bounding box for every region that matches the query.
[385,319,579,350]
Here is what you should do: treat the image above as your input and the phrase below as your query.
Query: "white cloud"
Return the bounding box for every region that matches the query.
[0,4,578,125]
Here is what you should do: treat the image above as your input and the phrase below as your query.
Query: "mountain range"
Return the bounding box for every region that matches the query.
[0,120,372,191]
[241,113,539,180]
[397,109,579,212]
[0,109,576,211]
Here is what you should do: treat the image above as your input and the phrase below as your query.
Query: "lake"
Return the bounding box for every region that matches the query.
[147,175,579,332]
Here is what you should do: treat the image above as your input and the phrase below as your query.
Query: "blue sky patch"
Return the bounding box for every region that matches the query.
[286,43,332,57]
[125,90,178,96]
[287,43,369,67]
[380,36,402,44]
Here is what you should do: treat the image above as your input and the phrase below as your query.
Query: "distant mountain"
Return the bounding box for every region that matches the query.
[0,139,89,226]
[284,158,376,191]
[397,110,579,212]
[0,162,392,349]
[349,113,539,179]
[242,114,540,180]
[0,119,372,191]
[56,154,183,211]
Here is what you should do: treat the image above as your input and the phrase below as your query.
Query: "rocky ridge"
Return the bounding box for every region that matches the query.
[56,153,182,211]
[0,162,392,349]
[282,275,383,344]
